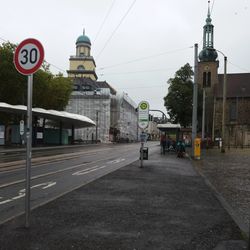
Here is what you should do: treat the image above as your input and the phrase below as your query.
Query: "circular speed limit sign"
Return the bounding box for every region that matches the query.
[14,38,44,75]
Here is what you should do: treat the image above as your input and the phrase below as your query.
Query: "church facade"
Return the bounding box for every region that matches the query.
[197,3,250,147]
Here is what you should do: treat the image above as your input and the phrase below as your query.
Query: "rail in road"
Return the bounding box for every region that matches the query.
[0,142,159,224]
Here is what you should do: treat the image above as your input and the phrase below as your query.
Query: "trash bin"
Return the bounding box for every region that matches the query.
[194,138,201,160]
[140,147,148,160]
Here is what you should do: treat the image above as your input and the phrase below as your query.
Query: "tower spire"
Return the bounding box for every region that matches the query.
[208,0,211,17]
[206,1,212,24]
[198,0,218,62]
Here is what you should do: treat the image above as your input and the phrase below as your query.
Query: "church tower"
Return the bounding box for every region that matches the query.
[198,1,219,94]
[67,30,98,80]
[198,1,219,138]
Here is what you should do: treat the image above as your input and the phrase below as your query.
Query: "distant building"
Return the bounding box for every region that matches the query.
[111,93,138,142]
[66,31,138,143]
[198,3,250,147]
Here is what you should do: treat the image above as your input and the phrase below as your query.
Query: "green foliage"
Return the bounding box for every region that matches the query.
[44,76,72,111]
[0,42,26,105]
[0,42,72,124]
[164,63,194,127]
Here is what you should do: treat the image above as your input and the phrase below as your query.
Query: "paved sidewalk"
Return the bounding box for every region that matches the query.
[191,148,250,239]
[0,149,247,249]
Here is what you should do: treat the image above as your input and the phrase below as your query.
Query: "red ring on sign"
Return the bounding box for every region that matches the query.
[14,38,44,75]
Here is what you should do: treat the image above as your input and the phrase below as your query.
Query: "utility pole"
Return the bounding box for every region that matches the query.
[202,88,206,140]
[192,44,198,158]
[96,110,99,144]
[221,56,227,153]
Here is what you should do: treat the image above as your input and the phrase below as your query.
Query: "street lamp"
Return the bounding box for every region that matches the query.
[216,50,227,153]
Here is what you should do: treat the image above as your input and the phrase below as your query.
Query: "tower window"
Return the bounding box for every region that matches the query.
[203,72,211,88]
[77,65,85,70]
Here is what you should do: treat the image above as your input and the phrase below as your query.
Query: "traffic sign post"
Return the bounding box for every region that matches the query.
[138,101,149,130]
[138,101,149,168]
[20,120,24,135]
[14,38,44,228]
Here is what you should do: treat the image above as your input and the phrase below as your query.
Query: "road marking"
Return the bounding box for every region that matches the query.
[0,199,12,205]
[0,157,127,189]
[72,165,107,176]
[72,157,126,176]
[107,158,125,164]
[0,162,88,189]
[0,181,56,205]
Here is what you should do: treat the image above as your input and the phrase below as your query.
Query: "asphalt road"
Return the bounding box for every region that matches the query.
[0,145,247,250]
[0,142,159,224]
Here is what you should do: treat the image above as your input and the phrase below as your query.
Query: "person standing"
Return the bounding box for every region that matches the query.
[160,133,167,154]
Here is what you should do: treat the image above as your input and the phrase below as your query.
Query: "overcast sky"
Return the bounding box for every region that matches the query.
[1,0,249,117]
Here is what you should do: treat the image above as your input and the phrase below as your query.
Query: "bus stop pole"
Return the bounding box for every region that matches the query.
[140,141,144,168]
[140,129,144,168]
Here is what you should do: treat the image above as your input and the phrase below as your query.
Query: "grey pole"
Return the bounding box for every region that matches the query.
[201,88,206,140]
[25,74,33,228]
[191,44,198,158]
[140,141,144,168]
[221,56,227,153]
[96,111,98,144]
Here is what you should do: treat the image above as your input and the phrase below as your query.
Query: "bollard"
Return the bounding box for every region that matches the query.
[194,138,201,160]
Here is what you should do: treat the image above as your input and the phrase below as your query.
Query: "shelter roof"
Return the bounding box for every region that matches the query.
[0,102,95,129]
[157,123,181,131]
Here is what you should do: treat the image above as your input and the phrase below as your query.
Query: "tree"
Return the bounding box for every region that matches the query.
[164,63,194,127]
[0,42,26,105]
[0,42,72,109]
[0,42,72,125]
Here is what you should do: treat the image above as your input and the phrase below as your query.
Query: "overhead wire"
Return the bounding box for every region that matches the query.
[97,46,193,71]
[95,0,137,60]
[228,61,250,73]
[0,36,8,43]
[93,0,116,44]
[116,84,166,90]
[98,67,177,76]
[211,0,215,14]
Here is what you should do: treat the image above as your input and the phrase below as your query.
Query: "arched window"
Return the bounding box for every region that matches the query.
[203,72,211,88]
[77,65,85,70]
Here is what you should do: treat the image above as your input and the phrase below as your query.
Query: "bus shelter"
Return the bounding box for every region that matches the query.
[157,123,181,142]
[0,102,95,145]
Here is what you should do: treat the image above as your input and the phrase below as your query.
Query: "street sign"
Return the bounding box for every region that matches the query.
[14,38,44,75]
[13,38,44,228]
[138,101,149,129]
[20,120,24,135]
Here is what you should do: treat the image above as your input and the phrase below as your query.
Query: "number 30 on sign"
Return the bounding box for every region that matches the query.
[14,38,44,75]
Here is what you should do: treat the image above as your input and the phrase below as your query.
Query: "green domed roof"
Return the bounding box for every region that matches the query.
[76,32,91,45]
[199,48,218,62]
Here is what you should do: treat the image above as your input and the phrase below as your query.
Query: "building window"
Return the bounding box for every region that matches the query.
[229,101,237,121]
[203,72,211,88]
[77,65,85,70]
[82,85,93,91]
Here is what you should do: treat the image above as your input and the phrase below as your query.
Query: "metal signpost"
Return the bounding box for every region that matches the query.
[20,120,24,135]
[14,38,44,228]
[138,101,149,168]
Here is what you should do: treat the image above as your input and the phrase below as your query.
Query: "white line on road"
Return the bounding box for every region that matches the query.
[0,157,127,189]
[107,158,125,164]
[72,165,107,176]
[0,181,57,205]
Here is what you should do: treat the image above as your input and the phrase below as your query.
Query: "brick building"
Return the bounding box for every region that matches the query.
[197,3,250,147]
